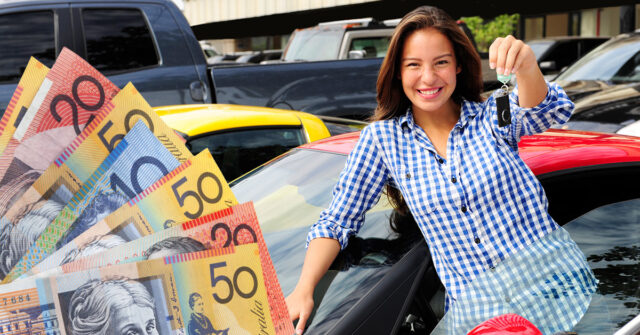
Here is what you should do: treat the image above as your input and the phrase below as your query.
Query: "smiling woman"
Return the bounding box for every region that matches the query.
[284,5,600,335]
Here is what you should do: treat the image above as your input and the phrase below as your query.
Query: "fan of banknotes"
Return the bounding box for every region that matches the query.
[0,47,294,335]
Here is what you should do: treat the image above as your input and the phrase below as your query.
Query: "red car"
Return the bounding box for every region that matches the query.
[230,129,640,334]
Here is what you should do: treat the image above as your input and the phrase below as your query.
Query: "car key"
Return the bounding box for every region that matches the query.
[496,74,511,127]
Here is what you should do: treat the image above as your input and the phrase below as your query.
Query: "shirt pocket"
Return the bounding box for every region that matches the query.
[395,165,439,216]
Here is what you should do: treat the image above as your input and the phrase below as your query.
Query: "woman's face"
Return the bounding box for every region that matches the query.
[400,27,461,117]
[193,297,205,314]
[108,304,159,335]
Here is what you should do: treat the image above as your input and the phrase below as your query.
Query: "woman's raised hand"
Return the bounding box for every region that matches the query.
[488,35,547,108]
[488,35,538,77]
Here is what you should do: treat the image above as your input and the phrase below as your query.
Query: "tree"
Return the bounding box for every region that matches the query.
[460,14,520,52]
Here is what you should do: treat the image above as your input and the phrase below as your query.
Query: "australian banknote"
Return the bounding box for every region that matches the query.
[0,243,289,334]
[0,48,120,218]
[3,121,190,282]
[0,82,192,279]
[0,57,49,156]
[28,149,237,274]
[33,202,293,335]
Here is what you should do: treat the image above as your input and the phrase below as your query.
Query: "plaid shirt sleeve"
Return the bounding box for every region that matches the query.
[306,124,390,250]
[494,81,574,147]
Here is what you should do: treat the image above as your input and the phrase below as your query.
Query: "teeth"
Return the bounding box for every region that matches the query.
[419,88,439,95]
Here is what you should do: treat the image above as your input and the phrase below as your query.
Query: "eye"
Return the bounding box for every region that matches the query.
[124,330,139,335]
[436,59,450,66]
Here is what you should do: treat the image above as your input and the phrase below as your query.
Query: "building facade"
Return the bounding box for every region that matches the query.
[180,0,640,53]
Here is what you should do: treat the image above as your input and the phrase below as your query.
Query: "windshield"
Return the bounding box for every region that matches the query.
[528,40,554,59]
[556,35,640,82]
[283,28,343,61]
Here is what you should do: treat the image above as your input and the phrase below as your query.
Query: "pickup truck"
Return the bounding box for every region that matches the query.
[0,0,496,121]
[0,0,212,112]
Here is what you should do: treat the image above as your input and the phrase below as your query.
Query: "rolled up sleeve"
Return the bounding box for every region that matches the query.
[306,125,389,250]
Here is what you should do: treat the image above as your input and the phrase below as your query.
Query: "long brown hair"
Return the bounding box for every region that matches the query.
[372,6,483,232]
[373,6,482,122]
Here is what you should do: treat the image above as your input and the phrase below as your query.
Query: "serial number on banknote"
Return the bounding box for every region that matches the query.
[3,294,31,306]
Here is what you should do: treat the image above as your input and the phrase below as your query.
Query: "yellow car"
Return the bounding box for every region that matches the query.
[155,104,365,181]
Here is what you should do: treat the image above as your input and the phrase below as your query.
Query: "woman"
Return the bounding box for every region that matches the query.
[67,277,159,335]
[187,292,229,335]
[286,6,597,334]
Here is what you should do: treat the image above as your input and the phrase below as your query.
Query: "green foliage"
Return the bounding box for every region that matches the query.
[460,14,520,52]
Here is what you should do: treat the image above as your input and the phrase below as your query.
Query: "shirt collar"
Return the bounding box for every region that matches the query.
[399,99,480,130]
[458,99,482,128]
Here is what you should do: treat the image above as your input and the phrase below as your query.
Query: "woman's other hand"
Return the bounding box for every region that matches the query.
[286,287,314,334]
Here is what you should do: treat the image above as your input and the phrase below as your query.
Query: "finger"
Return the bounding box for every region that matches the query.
[503,40,523,75]
[488,37,504,69]
[296,312,310,335]
[512,44,529,74]
[496,35,515,75]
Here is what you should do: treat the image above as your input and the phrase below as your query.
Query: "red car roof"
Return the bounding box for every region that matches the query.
[300,129,640,176]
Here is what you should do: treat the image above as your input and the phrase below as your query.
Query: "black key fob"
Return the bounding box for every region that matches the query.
[496,90,511,127]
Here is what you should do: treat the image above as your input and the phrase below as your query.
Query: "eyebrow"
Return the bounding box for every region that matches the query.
[402,53,454,62]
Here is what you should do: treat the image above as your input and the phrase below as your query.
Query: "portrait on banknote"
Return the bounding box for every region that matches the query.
[187,292,229,335]
[60,234,126,265]
[144,236,207,260]
[57,190,128,247]
[58,275,172,335]
[0,197,64,277]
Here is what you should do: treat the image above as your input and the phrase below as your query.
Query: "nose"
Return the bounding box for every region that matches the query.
[420,65,438,85]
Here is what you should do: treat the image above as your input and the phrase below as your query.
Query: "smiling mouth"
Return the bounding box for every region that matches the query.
[418,88,441,95]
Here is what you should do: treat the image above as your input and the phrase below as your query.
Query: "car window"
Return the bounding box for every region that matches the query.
[349,36,391,58]
[564,198,640,332]
[282,28,342,62]
[188,127,306,182]
[0,10,56,83]
[556,36,640,82]
[529,40,554,59]
[543,41,579,69]
[81,8,158,74]
[231,149,418,332]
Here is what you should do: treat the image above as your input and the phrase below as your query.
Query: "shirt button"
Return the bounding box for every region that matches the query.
[461,205,467,213]
[451,177,457,183]
[405,172,411,179]
[474,237,480,244]
[438,158,444,164]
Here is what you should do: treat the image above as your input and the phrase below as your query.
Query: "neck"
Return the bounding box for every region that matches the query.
[413,99,460,133]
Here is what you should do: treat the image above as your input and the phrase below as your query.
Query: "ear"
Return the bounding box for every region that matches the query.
[456,65,462,74]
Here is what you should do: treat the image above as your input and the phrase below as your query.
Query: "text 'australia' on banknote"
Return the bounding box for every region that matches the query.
[51,202,293,335]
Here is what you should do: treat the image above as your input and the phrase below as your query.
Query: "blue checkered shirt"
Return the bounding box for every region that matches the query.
[307,82,575,309]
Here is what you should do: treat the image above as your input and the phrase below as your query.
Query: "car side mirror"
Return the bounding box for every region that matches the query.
[348,50,366,59]
[539,60,557,71]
